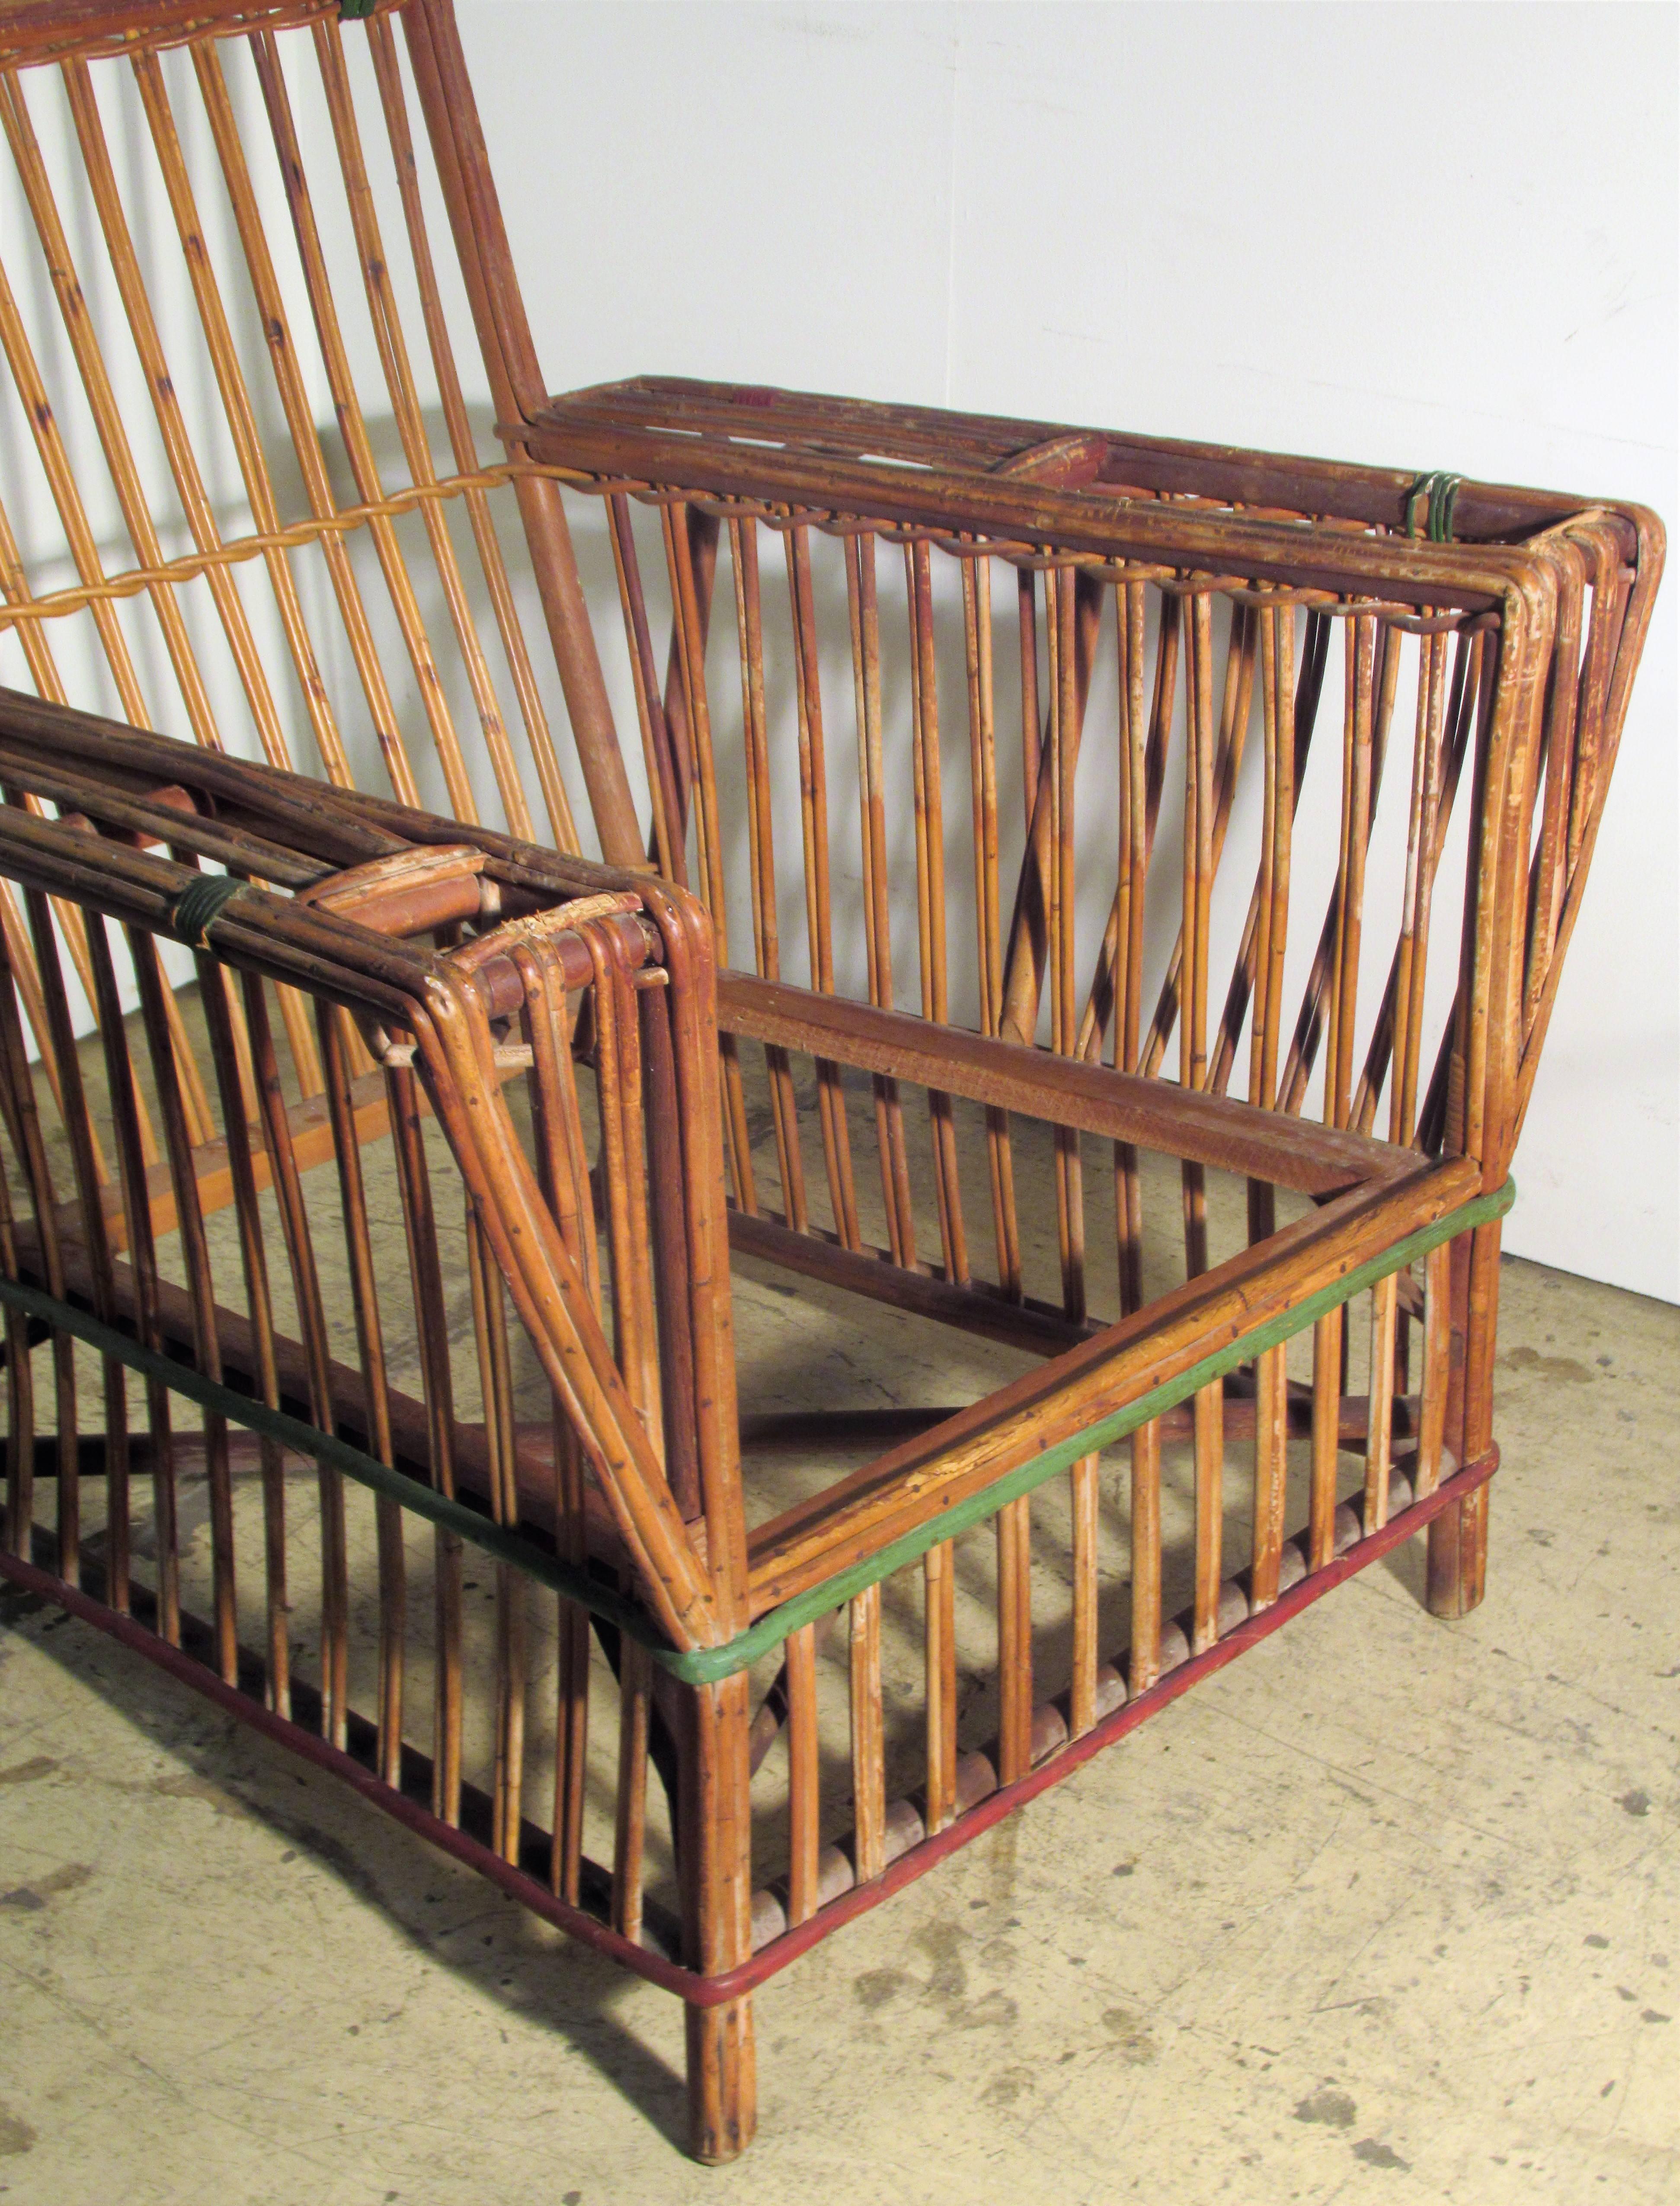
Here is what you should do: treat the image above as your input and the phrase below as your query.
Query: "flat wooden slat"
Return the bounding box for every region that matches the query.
[1363,1273,1399,1531]
[520,401,1514,613]
[525,373,1593,545]
[1178,589,1214,1281]
[731,518,807,1234]
[16,892,96,1591]
[784,1620,820,1924]
[961,551,1021,1299]
[1415,1239,1452,1499]
[849,1585,885,1883]
[1308,1307,1342,1572]
[726,1208,1094,1358]
[784,524,861,1252]
[923,1542,957,1831]
[1129,1420,1162,1696]
[996,1493,1033,1783]
[1250,1343,1289,1611]
[845,528,916,1269]
[199,962,290,1714]
[1191,1379,1223,1653]
[908,540,967,1288]
[611,1639,651,1942]
[662,501,756,1218]
[718,972,1407,1197]
[1068,1454,1099,1737]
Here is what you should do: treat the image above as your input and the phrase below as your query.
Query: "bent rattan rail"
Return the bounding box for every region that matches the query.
[0,0,1664,2164]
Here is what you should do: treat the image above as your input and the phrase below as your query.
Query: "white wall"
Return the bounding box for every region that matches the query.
[459,0,1678,1302]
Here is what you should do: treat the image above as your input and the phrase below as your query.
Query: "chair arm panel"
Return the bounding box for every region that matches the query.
[747,1156,1481,1614]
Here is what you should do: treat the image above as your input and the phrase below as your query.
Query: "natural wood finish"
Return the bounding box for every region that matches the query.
[1364,1272,1400,1531]
[720,971,1406,1197]
[1250,1344,1289,1613]
[0,10,1661,2162]
[849,1584,886,1882]
[749,1158,1478,1612]
[1415,1240,1452,1499]
[784,1621,820,1926]
[1068,1455,1100,1736]
[1308,1308,1343,1573]
[1191,1382,1223,1653]
[995,1495,1034,1783]
[1130,1420,1162,1696]
[924,1541,958,1831]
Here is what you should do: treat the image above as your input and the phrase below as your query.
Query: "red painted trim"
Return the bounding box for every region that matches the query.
[701,1446,1500,2003]
[0,1448,1495,2010]
[0,1545,700,2000]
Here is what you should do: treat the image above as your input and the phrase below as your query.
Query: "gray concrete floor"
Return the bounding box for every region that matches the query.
[0,1250,1676,2205]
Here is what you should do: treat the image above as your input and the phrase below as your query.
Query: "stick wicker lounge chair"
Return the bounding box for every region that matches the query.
[0,0,1663,2164]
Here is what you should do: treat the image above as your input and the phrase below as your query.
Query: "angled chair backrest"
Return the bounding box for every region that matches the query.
[0,0,641,872]
[0,0,1663,1350]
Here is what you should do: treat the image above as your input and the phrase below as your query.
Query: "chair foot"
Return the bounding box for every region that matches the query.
[685,1995,756,2164]
[1426,1482,1488,1618]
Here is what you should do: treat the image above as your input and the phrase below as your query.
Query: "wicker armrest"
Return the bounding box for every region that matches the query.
[519,376,1612,548]
[745,1154,1486,1616]
[514,380,1662,1192]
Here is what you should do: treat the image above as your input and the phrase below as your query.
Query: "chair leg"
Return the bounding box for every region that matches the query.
[678,1672,757,2162]
[686,1995,756,2165]
[1426,1218,1501,1620]
[1427,1480,1488,1618]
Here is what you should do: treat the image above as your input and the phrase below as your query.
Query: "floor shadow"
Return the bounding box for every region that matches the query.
[0,1585,692,2155]
[1379,1524,1431,1606]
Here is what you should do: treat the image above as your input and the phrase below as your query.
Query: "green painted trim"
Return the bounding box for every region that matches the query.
[0,1177,1511,1687]
[1405,469,1463,544]
[0,1273,666,1662]
[682,1175,1515,1685]
[166,875,249,950]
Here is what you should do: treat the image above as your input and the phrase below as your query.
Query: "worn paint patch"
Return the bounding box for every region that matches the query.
[0,1756,56,1786]
[853,1968,910,2011]
[982,2065,1037,2107]
[954,1988,1019,2031]
[0,2106,36,2156]
[914,1919,968,2005]
[1295,2087,1358,2128]
[1353,2138,1410,2171]
[152,1772,251,1819]
[1502,1346,1593,1383]
[1101,2006,1159,2065]
[0,1862,91,1910]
